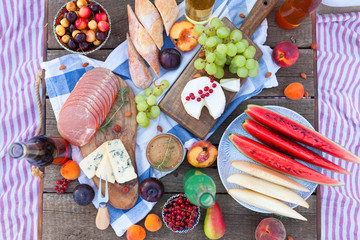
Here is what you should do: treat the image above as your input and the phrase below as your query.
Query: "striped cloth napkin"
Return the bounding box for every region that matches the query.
[0,0,44,239]
[317,12,360,240]
[41,0,279,236]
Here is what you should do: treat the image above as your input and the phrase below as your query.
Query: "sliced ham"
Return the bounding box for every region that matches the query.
[57,68,118,147]
[135,0,164,49]
[127,5,160,76]
[127,33,153,89]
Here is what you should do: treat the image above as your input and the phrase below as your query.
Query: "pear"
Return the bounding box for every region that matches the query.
[204,202,225,239]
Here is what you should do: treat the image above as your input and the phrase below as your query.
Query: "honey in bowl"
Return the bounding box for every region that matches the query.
[146,133,185,172]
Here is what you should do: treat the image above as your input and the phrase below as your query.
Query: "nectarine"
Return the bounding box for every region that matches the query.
[272,41,299,67]
[187,141,218,168]
[255,218,286,240]
[170,21,199,52]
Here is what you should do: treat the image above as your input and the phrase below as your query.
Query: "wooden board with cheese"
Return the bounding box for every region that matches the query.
[79,74,139,210]
[159,0,278,139]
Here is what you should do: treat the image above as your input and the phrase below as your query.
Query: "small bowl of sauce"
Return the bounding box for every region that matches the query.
[146,133,185,172]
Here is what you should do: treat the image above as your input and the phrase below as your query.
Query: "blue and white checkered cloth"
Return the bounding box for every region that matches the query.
[41,0,279,236]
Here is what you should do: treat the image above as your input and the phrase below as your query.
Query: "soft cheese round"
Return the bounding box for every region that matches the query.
[181,77,226,120]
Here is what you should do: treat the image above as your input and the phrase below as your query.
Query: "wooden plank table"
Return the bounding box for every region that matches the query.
[39,1,360,239]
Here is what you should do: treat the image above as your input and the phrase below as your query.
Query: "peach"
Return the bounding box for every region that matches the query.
[284,82,304,100]
[255,218,286,240]
[170,21,199,52]
[272,41,299,67]
[60,160,80,180]
[144,213,162,232]
[187,141,218,168]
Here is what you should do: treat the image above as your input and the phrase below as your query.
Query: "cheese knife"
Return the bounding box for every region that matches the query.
[95,175,110,230]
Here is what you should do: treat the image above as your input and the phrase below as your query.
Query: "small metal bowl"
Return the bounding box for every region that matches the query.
[162,194,201,233]
[146,133,186,172]
[53,0,111,55]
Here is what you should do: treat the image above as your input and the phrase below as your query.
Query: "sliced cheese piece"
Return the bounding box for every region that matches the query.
[220,78,240,92]
[181,77,226,120]
[79,142,107,179]
[95,154,116,183]
[106,139,137,184]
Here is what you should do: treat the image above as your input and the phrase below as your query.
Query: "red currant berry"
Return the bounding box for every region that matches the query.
[209,89,213,93]
[66,179,71,183]
[54,186,59,190]
[198,90,203,94]
[61,178,65,181]
[189,93,194,97]
[56,180,61,185]
[201,94,205,98]
[196,97,201,102]
[210,76,215,82]
[56,190,61,194]
[185,96,190,101]
[113,124,121,132]
[63,185,68,190]
[190,95,195,100]
[205,92,210,97]
[212,83,217,88]
[60,189,65,193]
[204,86,209,91]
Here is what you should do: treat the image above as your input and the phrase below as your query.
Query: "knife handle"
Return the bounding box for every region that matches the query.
[239,0,278,37]
[95,204,110,230]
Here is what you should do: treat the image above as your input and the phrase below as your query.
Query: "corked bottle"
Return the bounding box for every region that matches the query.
[8,135,71,167]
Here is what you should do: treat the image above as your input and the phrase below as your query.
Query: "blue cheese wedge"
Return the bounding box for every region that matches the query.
[95,154,116,183]
[106,139,137,184]
[79,142,107,179]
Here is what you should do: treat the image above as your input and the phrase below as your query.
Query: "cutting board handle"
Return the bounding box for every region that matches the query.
[239,0,278,37]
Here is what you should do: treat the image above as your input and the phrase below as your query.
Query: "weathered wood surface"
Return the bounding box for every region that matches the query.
[42,0,322,239]
[43,193,317,240]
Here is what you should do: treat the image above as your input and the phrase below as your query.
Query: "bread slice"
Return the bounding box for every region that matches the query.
[127,33,153,89]
[135,0,164,50]
[127,5,160,76]
[154,0,179,36]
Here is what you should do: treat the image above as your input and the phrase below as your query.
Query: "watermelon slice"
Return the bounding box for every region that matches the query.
[228,133,344,186]
[245,105,360,163]
[242,119,351,174]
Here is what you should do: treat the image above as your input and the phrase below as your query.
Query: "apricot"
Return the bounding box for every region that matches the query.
[255,218,286,240]
[126,225,146,240]
[144,213,162,232]
[60,160,80,180]
[284,82,304,100]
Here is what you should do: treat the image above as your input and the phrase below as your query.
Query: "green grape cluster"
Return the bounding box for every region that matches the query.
[135,80,169,128]
[194,17,259,79]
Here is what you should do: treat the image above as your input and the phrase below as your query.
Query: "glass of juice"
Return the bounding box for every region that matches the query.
[276,0,321,30]
[146,133,185,172]
[185,0,216,25]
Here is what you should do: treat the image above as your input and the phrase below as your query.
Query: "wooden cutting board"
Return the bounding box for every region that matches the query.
[80,75,139,210]
[159,0,277,139]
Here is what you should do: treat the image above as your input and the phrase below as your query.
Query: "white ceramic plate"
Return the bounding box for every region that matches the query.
[217,105,320,213]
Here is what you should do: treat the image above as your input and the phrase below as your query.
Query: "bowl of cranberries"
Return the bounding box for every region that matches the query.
[53,0,111,54]
[162,193,200,233]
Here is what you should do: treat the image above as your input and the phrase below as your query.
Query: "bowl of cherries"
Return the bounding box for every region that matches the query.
[53,0,111,54]
[162,193,200,233]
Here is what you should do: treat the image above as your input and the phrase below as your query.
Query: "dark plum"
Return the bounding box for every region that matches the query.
[65,27,71,36]
[73,184,95,206]
[159,48,181,69]
[89,3,100,13]
[66,11,77,23]
[74,32,86,42]
[67,38,78,50]
[96,31,106,42]
[79,41,92,51]
[139,177,164,202]
[69,24,77,33]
